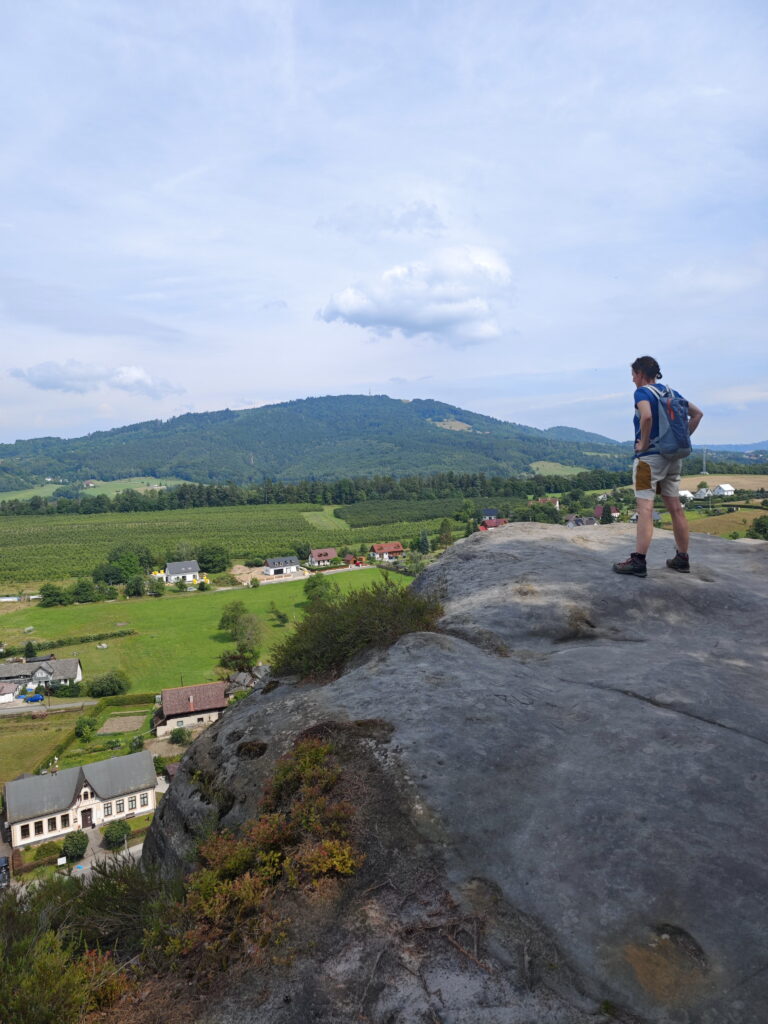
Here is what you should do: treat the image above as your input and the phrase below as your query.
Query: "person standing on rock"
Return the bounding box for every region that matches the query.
[613,355,703,577]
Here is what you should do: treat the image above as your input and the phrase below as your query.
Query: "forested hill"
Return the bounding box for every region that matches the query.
[0,395,627,489]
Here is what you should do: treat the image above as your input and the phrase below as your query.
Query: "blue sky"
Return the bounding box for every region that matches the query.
[2,0,766,445]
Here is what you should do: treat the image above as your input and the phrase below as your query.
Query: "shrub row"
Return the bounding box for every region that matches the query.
[14,853,62,876]
[3,629,136,656]
[102,692,155,707]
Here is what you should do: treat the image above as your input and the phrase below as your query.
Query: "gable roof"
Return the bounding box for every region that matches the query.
[165,560,200,575]
[0,658,81,682]
[309,548,337,560]
[4,751,156,824]
[162,681,228,719]
[370,542,404,554]
[265,556,300,568]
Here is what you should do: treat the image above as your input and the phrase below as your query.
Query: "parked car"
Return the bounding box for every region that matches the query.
[23,694,44,703]
[0,856,10,889]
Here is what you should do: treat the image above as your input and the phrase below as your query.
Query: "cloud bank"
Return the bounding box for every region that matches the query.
[10,361,181,399]
[319,248,512,345]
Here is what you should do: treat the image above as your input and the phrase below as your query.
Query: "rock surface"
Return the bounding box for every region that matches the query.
[144,523,768,1023]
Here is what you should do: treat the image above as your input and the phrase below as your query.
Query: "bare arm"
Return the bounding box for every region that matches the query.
[688,401,703,435]
[635,399,652,452]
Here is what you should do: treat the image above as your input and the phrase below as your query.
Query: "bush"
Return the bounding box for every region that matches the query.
[103,820,131,850]
[32,841,63,862]
[63,830,89,861]
[87,671,129,697]
[212,572,239,587]
[197,579,210,591]
[271,577,443,680]
[128,735,144,752]
[170,727,192,745]
[153,755,167,774]
[196,544,229,574]
[75,717,95,743]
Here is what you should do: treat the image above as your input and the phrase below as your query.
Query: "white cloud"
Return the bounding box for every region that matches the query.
[10,360,181,399]
[319,247,512,346]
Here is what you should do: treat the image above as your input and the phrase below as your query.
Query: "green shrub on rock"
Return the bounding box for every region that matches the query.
[271,576,442,680]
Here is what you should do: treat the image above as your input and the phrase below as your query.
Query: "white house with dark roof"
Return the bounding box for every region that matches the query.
[308,547,337,567]
[0,657,83,691]
[155,681,229,737]
[4,751,157,848]
[264,556,300,576]
[163,560,201,584]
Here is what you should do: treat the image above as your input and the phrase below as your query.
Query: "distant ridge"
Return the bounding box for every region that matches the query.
[0,395,628,490]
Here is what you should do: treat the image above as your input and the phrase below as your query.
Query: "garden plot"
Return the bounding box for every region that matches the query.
[98,714,147,734]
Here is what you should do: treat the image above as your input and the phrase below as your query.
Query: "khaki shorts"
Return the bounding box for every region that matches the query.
[632,454,682,500]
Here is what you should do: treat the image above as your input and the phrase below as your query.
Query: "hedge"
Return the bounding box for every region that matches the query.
[14,853,61,875]
[2,629,137,657]
[102,693,156,707]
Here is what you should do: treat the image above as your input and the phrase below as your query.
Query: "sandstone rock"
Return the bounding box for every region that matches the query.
[144,523,768,1023]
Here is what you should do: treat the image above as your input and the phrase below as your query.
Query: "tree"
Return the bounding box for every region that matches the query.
[170,727,192,745]
[198,579,210,591]
[124,575,146,597]
[218,600,248,634]
[87,670,129,697]
[438,519,454,547]
[294,542,311,561]
[75,717,94,742]
[600,504,613,525]
[196,544,229,574]
[103,819,131,850]
[24,640,36,659]
[417,530,430,555]
[747,515,768,540]
[231,613,264,651]
[128,735,144,752]
[62,830,89,861]
[304,573,337,606]
[174,580,187,591]
[147,577,165,597]
[39,583,65,607]
[69,578,98,603]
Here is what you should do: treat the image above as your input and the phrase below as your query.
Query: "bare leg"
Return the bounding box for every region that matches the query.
[635,498,654,554]
[662,495,689,554]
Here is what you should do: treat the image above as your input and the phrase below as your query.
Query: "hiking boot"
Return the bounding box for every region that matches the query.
[613,552,647,577]
[666,550,690,573]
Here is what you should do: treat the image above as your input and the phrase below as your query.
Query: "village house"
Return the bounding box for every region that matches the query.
[478,518,509,531]
[163,560,201,584]
[679,490,695,500]
[535,497,561,511]
[0,657,83,692]
[0,682,20,704]
[480,509,500,521]
[155,681,229,738]
[308,547,337,567]
[594,505,621,521]
[713,483,736,496]
[4,751,157,849]
[263,556,301,576]
[370,542,405,561]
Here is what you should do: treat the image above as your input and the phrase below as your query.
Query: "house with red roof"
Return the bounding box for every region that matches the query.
[155,681,229,738]
[308,547,337,567]
[370,542,405,561]
[477,518,508,531]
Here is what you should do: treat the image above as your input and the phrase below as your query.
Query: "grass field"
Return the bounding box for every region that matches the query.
[0,476,189,502]
[663,508,766,538]
[530,461,587,476]
[0,568,401,695]
[0,710,82,785]
[679,474,768,491]
[301,506,350,530]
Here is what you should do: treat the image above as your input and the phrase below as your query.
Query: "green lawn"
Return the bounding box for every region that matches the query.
[0,710,82,786]
[301,506,350,530]
[0,568,401,695]
[530,461,587,476]
[0,477,189,502]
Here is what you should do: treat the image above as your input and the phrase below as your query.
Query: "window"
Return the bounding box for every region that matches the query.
[21,824,29,839]
[140,792,149,807]
[61,814,69,828]
[128,796,137,810]
[104,803,112,817]
[82,790,90,800]
[197,717,204,723]
[176,720,184,727]
[48,817,57,832]
[116,799,125,814]
[34,821,44,836]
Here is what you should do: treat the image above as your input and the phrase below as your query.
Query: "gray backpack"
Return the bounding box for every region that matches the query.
[646,385,692,460]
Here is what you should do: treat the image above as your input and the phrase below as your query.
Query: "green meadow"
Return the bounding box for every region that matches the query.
[0,568,402,695]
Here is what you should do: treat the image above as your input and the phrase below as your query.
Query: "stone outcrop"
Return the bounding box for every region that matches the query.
[144,523,768,1023]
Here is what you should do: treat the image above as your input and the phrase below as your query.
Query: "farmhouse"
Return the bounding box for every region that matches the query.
[478,518,509,531]
[4,751,157,849]
[155,681,228,738]
[714,483,736,496]
[370,542,404,561]
[163,560,201,584]
[0,657,83,691]
[480,509,500,521]
[264,556,301,576]
[308,548,337,567]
